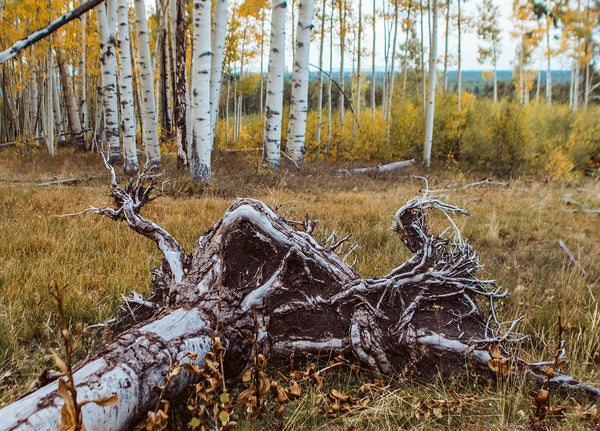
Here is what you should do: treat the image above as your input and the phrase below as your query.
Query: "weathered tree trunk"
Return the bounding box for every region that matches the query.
[116,0,138,175]
[262,0,287,168]
[174,0,189,167]
[2,165,597,429]
[134,0,161,168]
[97,2,122,165]
[287,0,315,163]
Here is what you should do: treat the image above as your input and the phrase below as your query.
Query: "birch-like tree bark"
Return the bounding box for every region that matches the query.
[174,0,189,167]
[97,2,122,165]
[45,54,55,157]
[134,0,161,168]
[56,49,86,152]
[209,0,228,145]
[456,0,462,112]
[423,0,438,167]
[355,0,361,119]
[116,0,138,174]
[190,0,213,183]
[262,0,287,168]
[371,0,375,119]
[546,16,551,104]
[419,0,426,111]
[287,0,315,163]
[326,2,333,153]
[315,0,326,150]
[78,8,88,129]
[338,0,346,133]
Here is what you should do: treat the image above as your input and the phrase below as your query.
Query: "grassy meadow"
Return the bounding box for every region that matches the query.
[1,148,600,429]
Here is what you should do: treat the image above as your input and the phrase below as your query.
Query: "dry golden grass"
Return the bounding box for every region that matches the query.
[1,148,600,429]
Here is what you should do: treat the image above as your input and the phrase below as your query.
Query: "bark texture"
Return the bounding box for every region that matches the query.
[1,169,597,429]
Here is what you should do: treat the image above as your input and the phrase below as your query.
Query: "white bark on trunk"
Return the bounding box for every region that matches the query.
[356,0,361,119]
[419,0,426,111]
[443,0,449,92]
[423,0,437,167]
[117,0,139,175]
[287,0,314,163]
[0,309,213,431]
[134,0,161,167]
[51,53,65,142]
[326,2,332,153]
[209,0,228,145]
[546,18,551,104]
[371,0,375,119]
[456,0,461,112]
[97,2,122,165]
[78,10,88,128]
[315,0,325,149]
[45,53,55,157]
[262,0,287,168]
[190,0,213,183]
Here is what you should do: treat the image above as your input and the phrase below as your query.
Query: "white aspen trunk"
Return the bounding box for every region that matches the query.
[117,0,139,175]
[209,0,228,145]
[260,11,265,120]
[226,75,230,143]
[546,18,551,105]
[338,0,345,135]
[569,64,574,108]
[420,0,426,111]
[519,38,524,103]
[493,61,497,103]
[573,61,580,110]
[356,0,361,119]
[371,0,375,119]
[56,49,85,152]
[287,0,315,163]
[51,53,65,142]
[190,0,213,183]
[443,0,449,92]
[401,3,411,104]
[315,0,326,149]
[134,0,161,167]
[423,0,437,167]
[97,2,122,165]
[262,0,287,168]
[326,2,332,153]
[45,56,55,157]
[30,71,39,138]
[456,0,461,112]
[386,0,398,122]
[78,10,88,128]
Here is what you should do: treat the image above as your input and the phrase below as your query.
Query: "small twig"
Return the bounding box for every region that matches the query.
[558,240,587,276]
[281,151,301,171]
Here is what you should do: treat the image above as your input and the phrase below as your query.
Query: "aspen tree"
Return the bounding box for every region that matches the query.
[134,0,161,167]
[56,49,86,152]
[476,0,501,103]
[315,0,326,149]
[97,2,122,164]
[190,0,213,182]
[423,0,437,167]
[287,0,315,163]
[116,0,138,174]
[262,0,287,167]
[371,0,376,119]
[209,0,229,145]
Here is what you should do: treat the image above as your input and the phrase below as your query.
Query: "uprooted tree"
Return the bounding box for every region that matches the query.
[1,165,598,430]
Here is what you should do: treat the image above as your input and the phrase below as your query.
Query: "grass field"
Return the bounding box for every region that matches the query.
[1,149,599,429]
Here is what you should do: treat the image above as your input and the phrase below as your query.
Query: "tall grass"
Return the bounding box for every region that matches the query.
[1,149,599,429]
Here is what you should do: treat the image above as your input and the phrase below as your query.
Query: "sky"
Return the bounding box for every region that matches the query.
[298,0,571,73]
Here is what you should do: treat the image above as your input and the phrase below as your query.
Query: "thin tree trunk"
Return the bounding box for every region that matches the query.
[51,54,65,143]
[315,0,326,151]
[287,0,315,163]
[78,9,88,129]
[326,1,332,154]
[174,0,189,167]
[262,0,287,167]
[56,49,85,152]
[190,0,213,183]
[371,0,375,119]
[385,0,398,124]
[420,0,426,111]
[401,4,411,104]
[97,2,122,164]
[209,0,228,146]
[456,0,461,112]
[443,0,449,92]
[338,0,345,136]
[116,0,138,174]
[546,16,551,105]
[134,0,161,167]
[45,54,55,156]
[356,0,362,120]
[423,0,438,167]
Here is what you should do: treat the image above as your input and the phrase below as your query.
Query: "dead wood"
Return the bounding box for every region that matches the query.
[338,159,415,174]
[0,165,598,430]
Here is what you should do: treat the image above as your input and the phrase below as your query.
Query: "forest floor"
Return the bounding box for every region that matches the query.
[1,149,600,429]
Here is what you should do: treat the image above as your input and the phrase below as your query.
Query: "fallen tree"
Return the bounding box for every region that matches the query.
[1,165,598,430]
